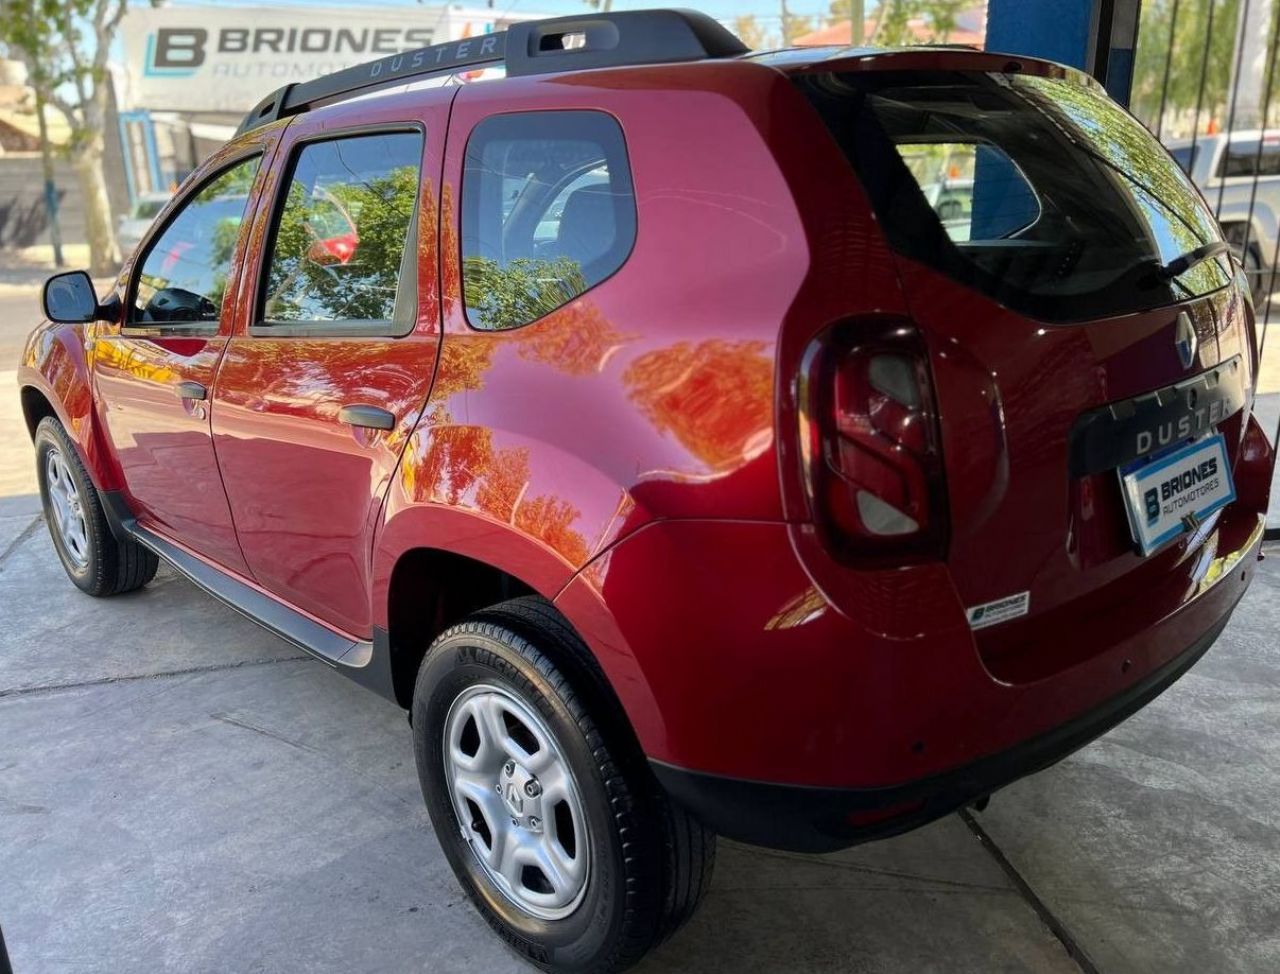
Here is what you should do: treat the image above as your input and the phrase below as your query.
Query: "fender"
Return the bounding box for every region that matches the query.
[371,420,647,625]
[17,316,124,491]
[370,419,669,730]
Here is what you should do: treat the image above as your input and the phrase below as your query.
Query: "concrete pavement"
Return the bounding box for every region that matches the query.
[0,524,1084,974]
[0,495,1277,972]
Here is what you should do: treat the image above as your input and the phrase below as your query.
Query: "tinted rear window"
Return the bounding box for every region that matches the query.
[797,71,1232,322]
[1219,138,1280,177]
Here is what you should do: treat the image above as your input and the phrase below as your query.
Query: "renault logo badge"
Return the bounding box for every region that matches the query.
[1175,312,1198,370]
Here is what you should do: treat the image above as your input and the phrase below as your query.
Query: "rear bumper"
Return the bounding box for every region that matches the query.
[651,605,1236,852]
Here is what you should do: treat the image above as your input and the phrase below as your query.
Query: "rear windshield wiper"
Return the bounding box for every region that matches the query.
[1158,241,1229,281]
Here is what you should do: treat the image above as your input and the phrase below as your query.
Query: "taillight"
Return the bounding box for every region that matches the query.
[799,319,948,564]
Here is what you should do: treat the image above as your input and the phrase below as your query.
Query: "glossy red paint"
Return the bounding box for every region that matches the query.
[210,92,448,635]
[19,319,124,491]
[17,46,1276,822]
[86,125,285,574]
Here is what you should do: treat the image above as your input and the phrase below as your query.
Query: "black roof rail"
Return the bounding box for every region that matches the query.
[234,9,747,137]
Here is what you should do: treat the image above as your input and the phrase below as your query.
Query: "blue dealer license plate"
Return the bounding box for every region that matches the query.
[1118,433,1236,556]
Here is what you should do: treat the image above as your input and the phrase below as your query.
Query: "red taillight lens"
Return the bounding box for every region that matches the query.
[800,320,948,563]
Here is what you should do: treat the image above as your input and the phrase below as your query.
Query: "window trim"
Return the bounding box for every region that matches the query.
[249,122,426,340]
[458,108,638,333]
[123,150,264,338]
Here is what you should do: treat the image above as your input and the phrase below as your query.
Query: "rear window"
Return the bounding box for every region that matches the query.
[797,71,1232,322]
[1218,137,1280,178]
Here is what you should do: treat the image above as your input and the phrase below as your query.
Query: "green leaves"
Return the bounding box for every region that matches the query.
[0,0,127,143]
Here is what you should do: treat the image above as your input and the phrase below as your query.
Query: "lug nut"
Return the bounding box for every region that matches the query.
[524,779,541,798]
[503,761,516,776]
[511,818,520,827]
[494,784,502,794]
[528,816,540,830]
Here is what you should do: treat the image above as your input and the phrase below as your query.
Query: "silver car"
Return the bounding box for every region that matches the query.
[115,192,170,258]
[1167,131,1280,303]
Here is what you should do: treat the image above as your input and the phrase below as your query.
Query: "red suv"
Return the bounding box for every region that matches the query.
[20,11,1276,972]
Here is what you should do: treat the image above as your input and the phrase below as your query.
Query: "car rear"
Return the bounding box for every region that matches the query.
[642,51,1275,852]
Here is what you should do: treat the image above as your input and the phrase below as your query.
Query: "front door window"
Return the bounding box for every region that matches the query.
[130,157,261,328]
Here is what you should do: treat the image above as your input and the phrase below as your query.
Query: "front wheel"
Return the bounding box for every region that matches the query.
[34,416,158,596]
[412,597,714,974]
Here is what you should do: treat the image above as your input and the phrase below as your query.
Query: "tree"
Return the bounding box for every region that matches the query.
[826,0,866,44]
[0,0,155,275]
[847,0,969,45]
[734,14,774,51]
[1126,0,1280,133]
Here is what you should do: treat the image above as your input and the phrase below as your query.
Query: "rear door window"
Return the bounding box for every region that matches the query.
[797,71,1233,322]
[257,130,423,335]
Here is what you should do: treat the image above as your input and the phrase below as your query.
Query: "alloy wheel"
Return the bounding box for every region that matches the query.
[45,448,89,569]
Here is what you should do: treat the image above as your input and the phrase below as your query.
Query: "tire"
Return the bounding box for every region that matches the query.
[412,596,715,974]
[1223,224,1270,306]
[34,416,158,597]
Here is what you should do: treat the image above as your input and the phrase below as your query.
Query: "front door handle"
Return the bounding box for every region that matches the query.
[339,404,395,431]
[175,381,208,401]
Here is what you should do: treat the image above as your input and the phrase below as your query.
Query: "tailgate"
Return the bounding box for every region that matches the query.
[795,62,1258,680]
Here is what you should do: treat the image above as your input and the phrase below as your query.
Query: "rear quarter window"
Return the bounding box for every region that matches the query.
[460,110,637,331]
[797,70,1233,322]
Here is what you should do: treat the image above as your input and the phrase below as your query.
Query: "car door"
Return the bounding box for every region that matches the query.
[211,95,447,637]
[93,128,283,575]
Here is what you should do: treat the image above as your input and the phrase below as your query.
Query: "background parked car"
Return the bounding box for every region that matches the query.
[115,191,171,257]
[1168,131,1280,304]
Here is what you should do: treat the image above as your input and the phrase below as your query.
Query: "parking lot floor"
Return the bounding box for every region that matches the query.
[0,503,1276,972]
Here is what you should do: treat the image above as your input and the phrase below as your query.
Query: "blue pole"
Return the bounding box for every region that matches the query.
[986,0,1097,70]
[986,0,1141,107]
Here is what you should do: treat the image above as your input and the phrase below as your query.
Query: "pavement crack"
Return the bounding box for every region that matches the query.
[960,809,1101,974]
[0,655,310,700]
[0,514,42,566]
[210,712,323,754]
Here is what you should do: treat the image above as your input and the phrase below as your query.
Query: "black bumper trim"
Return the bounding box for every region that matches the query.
[652,607,1236,853]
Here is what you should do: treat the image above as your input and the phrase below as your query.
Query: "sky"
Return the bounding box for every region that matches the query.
[163,0,864,37]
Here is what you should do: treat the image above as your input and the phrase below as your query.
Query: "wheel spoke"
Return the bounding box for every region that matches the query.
[43,449,89,570]
[536,832,582,901]
[493,827,525,888]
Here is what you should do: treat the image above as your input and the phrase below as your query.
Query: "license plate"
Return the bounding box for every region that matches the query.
[1118,433,1236,556]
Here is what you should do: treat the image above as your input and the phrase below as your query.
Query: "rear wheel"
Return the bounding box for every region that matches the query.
[412,596,714,973]
[1224,223,1270,306]
[34,417,158,596]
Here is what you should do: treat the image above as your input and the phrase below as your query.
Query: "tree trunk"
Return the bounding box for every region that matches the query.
[73,132,120,276]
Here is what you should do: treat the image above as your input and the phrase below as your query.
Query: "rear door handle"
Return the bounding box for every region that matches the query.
[175,381,207,401]
[339,404,395,431]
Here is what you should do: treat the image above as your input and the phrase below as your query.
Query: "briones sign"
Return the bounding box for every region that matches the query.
[120,6,514,112]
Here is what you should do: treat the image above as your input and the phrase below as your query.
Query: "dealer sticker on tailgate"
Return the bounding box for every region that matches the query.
[1119,433,1236,556]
